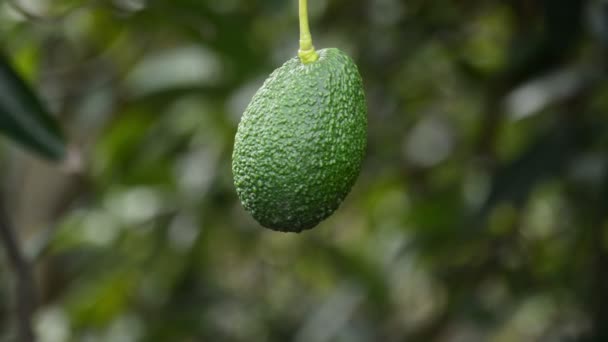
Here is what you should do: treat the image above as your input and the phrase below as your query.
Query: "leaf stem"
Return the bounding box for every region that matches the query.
[298,0,319,64]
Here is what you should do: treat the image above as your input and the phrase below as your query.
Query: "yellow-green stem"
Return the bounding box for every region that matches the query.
[298,0,319,64]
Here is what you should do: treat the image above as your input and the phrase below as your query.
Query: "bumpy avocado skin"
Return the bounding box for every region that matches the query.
[232,48,367,232]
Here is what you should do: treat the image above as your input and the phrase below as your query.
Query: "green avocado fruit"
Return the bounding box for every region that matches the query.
[232,48,367,232]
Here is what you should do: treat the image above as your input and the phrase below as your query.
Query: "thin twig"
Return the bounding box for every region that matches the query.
[0,197,37,342]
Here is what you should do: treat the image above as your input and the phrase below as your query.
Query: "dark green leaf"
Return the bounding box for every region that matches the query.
[0,53,65,161]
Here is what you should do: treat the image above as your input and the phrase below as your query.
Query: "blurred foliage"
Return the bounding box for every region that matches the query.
[1,0,608,341]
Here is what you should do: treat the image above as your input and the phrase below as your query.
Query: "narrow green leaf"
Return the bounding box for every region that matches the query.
[0,53,65,161]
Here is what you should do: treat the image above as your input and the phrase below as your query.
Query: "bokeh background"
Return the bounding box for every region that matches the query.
[1,0,608,341]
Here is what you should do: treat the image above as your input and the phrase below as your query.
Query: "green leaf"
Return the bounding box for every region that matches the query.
[0,53,65,161]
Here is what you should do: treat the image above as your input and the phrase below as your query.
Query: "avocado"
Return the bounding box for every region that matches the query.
[232,48,367,232]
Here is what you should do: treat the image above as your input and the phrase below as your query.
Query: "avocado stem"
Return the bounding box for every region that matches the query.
[298,0,319,64]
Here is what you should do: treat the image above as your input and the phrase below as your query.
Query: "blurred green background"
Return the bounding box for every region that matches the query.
[2,0,608,341]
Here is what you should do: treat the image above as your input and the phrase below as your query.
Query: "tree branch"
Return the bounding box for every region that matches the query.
[0,197,37,342]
